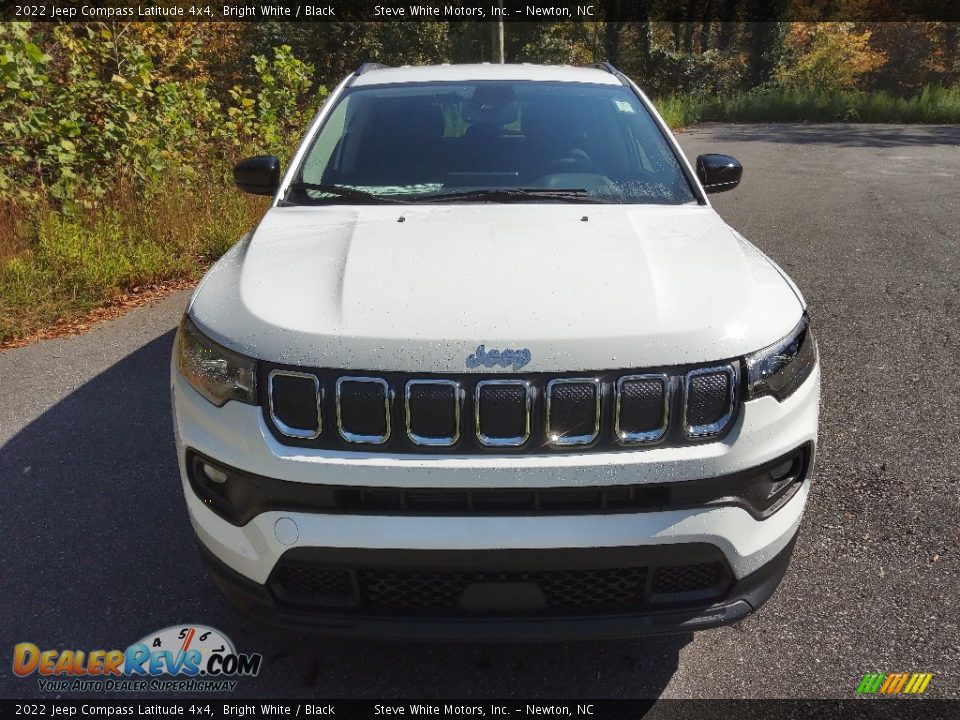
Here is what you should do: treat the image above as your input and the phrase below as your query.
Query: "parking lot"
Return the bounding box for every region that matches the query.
[1,124,958,699]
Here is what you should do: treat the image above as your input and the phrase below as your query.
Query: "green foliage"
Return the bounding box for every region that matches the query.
[775,23,886,94]
[0,24,326,341]
[0,24,324,206]
[656,85,960,126]
[639,48,747,98]
[222,45,323,155]
[0,180,263,341]
[654,94,702,129]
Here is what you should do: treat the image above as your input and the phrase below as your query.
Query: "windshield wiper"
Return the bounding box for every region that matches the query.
[286,182,405,204]
[414,188,606,204]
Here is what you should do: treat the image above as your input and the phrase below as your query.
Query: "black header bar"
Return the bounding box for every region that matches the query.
[4,1,960,23]
[0,700,959,720]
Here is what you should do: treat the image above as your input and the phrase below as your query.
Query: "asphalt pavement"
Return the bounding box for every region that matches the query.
[1,124,958,700]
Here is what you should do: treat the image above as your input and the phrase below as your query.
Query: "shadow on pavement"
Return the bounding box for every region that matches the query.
[692,123,960,148]
[2,332,689,701]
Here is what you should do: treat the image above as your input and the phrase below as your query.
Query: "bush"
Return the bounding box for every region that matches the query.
[0,181,265,341]
[654,94,702,129]
[640,48,746,98]
[775,23,886,94]
[0,24,324,342]
[0,24,325,206]
[656,85,960,126]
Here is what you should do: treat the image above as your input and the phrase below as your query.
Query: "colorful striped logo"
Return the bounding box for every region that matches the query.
[857,673,933,695]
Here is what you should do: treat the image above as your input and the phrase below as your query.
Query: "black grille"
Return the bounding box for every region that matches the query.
[651,562,727,597]
[685,371,732,430]
[331,484,670,514]
[267,556,732,616]
[547,380,599,444]
[338,379,389,440]
[476,382,528,443]
[261,362,740,454]
[270,565,354,607]
[406,382,458,442]
[269,372,320,436]
[617,376,667,439]
[359,567,647,612]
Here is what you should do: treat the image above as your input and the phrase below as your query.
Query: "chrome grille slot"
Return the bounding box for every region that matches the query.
[683,365,737,437]
[405,380,461,447]
[475,380,532,447]
[336,376,391,444]
[616,373,669,444]
[268,370,322,439]
[545,378,600,446]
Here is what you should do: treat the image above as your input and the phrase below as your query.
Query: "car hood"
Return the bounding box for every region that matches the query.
[189,204,803,372]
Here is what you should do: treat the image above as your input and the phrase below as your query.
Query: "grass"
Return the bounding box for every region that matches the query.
[1,84,959,344]
[0,180,266,343]
[657,84,960,127]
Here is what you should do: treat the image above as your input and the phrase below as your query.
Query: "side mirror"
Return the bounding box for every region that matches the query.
[696,154,742,194]
[233,156,280,195]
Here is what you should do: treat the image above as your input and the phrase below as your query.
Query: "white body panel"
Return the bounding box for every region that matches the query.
[189,204,803,372]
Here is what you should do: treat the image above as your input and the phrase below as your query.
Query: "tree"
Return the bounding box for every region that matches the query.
[602,0,627,65]
[716,0,740,52]
[745,0,789,87]
[776,22,887,92]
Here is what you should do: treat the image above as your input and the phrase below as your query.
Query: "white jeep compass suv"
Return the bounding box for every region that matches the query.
[172,63,819,639]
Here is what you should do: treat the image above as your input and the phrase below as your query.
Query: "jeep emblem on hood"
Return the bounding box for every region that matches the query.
[466,345,532,371]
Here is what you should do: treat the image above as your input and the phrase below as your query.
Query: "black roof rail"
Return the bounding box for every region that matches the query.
[591,62,630,86]
[593,62,618,75]
[355,63,390,76]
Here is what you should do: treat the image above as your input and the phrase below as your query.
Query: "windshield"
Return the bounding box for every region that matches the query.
[289,81,698,205]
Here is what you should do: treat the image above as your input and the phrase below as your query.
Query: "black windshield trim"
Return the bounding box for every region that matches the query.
[413,188,609,204]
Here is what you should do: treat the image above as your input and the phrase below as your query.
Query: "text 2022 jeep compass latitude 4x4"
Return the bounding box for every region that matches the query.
[172,63,819,639]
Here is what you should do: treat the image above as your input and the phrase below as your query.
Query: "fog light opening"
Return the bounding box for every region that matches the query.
[202,463,228,484]
[770,455,802,483]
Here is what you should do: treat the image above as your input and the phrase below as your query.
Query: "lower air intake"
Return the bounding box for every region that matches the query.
[267,556,732,616]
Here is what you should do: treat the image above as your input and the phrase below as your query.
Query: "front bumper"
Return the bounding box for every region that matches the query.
[173,360,818,637]
[199,535,798,640]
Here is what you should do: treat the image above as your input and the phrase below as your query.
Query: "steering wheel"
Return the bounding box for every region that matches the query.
[540,149,602,176]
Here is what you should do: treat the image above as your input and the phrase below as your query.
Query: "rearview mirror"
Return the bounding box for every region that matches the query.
[696,154,742,194]
[233,156,280,195]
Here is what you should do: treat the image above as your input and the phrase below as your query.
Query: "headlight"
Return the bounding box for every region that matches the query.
[175,315,257,407]
[745,314,817,401]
